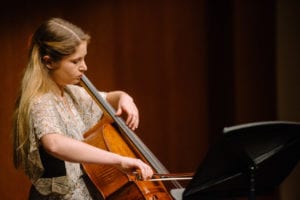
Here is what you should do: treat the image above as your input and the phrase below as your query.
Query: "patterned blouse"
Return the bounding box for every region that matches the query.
[27,84,106,199]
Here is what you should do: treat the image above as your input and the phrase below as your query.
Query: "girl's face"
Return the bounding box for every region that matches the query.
[48,41,88,87]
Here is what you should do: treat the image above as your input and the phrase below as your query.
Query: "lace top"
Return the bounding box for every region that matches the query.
[27,84,105,198]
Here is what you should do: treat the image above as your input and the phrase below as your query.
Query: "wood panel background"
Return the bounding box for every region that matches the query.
[0,0,298,199]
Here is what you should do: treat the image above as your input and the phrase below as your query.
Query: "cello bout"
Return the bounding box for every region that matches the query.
[83,122,173,199]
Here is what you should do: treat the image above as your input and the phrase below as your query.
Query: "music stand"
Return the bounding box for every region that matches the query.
[182,121,300,200]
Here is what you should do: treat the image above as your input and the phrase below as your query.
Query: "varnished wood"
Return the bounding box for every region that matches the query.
[81,75,174,199]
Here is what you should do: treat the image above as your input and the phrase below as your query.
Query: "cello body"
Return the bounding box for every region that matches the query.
[83,121,172,199]
[80,75,176,199]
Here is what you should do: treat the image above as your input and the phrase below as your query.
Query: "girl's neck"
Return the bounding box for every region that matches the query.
[51,81,66,97]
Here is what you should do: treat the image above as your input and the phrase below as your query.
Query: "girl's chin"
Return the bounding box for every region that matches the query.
[72,79,81,85]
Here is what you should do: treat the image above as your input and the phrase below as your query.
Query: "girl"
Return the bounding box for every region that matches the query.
[13,18,153,199]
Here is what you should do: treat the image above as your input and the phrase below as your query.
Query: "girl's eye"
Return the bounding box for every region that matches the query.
[72,59,80,64]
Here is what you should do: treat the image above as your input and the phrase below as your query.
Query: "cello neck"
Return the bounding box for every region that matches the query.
[79,75,171,175]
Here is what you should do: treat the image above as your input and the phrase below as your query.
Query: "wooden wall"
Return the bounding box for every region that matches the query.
[0,0,297,199]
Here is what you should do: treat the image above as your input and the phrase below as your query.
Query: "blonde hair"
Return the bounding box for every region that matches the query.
[13,18,90,169]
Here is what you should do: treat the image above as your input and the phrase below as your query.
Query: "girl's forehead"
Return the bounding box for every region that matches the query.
[65,41,87,59]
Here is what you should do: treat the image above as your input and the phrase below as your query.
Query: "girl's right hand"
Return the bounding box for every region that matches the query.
[117,156,153,180]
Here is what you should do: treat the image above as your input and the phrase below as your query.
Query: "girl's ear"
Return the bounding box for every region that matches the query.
[42,55,55,69]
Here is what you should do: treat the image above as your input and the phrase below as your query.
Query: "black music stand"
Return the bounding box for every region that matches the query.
[182,121,300,200]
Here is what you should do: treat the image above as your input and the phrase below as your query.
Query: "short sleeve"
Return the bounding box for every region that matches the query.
[30,95,65,140]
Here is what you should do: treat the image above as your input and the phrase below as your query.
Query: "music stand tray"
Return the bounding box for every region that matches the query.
[183,121,300,200]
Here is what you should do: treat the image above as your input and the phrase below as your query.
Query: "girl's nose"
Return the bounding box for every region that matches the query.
[79,61,87,71]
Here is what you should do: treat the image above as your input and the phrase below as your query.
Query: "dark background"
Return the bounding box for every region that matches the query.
[0,0,299,199]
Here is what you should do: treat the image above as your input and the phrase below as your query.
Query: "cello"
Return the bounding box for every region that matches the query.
[80,75,189,199]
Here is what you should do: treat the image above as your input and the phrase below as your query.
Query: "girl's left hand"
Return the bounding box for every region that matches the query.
[115,93,139,130]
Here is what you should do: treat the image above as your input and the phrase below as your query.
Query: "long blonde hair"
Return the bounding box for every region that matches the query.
[13,18,90,169]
